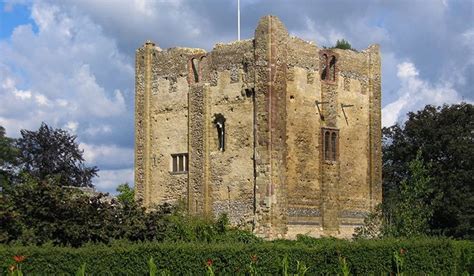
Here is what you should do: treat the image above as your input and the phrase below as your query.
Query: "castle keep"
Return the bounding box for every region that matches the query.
[134,16,382,239]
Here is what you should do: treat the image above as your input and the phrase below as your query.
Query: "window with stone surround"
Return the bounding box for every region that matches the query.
[171,153,188,173]
[322,128,339,161]
[320,51,338,83]
[213,114,226,151]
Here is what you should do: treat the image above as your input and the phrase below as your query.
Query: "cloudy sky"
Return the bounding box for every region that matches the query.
[0,0,472,193]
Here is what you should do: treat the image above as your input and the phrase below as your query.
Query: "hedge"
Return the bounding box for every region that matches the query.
[1,238,473,275]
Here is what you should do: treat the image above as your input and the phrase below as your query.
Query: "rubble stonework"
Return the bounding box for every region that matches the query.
[134,15,382,239]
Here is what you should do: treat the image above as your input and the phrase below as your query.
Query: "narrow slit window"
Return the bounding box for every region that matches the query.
[329,55,336,81]
[321,54,328,80]
[191,58,199,83]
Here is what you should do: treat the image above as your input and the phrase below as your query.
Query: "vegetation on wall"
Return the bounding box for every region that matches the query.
[334,39,352,50]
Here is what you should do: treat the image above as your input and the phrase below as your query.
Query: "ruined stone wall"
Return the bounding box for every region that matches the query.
[283,36,382,238]
[135,44,206,207]
[285,37,323,237]
[253,16,289,238]
[135,15,382,239]
[206,41,255,226]
[334,49,372,231]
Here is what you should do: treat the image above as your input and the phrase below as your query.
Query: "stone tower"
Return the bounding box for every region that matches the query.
[134,15,382,239]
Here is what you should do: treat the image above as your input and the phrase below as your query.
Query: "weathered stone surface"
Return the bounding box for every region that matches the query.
[135,15,382,239]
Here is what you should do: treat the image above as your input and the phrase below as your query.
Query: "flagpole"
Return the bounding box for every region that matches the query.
[237,0,241,41]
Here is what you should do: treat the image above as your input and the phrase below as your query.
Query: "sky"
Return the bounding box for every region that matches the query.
[0,0,472,193]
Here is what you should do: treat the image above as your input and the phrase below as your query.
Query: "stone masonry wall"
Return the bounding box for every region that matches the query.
[207,41,255,226]
[135,15,382,239]
[254,16,289,238]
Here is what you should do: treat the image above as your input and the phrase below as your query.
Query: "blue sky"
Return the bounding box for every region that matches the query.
[0,0,472,193]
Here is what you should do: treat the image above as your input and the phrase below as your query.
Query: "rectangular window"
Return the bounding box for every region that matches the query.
[171,153,188,173]
[322,128,339,161]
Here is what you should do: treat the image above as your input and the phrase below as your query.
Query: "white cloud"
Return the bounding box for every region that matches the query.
[79,143,134,169]
[0,1,136,193]
[0,2,132,134]
[293,16,346,47]
[64,121,79,133]
[13,89,32,100]
[95,168,134,194]
[396,62,418,79]
[382,61,466,126]
[84,124,112,136]
[34,93,51,106]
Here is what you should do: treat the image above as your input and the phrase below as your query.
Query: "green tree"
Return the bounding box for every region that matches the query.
[116,183,135,204]
[383,103,473,239]
[386,151,433,237]
[0,126,18,187]
[16,123,98,187]
[334,39,352,50]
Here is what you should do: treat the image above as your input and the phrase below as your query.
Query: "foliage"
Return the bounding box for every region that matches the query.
[353,204,385,239]
[338,256,350,276]
[0,176,258,246]
[0,126,18,187]
[383,103,473,239]
[0,238,472,275]
[148,257,158,276]
[16,123,98,187]
[393,249,406,276]
[75,263,86,276]
[116,182,135,204]
[385,151,433,237]
[334,39,352,50]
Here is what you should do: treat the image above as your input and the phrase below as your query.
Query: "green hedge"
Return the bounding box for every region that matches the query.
[1,238,473,275]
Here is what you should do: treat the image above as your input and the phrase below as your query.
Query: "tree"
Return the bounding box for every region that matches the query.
[116,183,135,205]
[383,103,473,239]
[0,126,18,187]
[16,123,98,187]
[334,39,352,50]
[386,151,433,237]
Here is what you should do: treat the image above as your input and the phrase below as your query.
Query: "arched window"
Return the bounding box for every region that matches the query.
[320,51,337,83]
[214,114,226,151]
[322,128,339,161]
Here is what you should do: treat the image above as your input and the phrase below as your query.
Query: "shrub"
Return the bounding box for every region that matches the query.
[0,238,472,275]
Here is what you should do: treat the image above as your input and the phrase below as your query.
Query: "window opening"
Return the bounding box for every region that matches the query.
[171,153,188,173]
[324,130,330,160]
[331,132,337,161]
[322,128,339,161]
[321,54,328,80]
[213,114,226,151]
[191,58,199,83]
[329,55,336,81]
